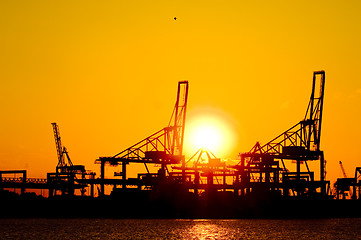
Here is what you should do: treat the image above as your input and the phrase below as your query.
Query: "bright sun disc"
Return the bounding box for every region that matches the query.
[192,124,221,150]
[185,108,238,158]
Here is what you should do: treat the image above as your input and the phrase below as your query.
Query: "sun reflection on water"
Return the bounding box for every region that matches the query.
[176,219,240,240]
[189,223,220,239]
[1,218,360,240]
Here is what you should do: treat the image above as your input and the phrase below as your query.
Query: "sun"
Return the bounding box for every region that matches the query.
[184,108,238,158]
[191,123,221,151]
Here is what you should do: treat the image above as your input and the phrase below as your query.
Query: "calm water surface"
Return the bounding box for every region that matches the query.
[0,218,360,239]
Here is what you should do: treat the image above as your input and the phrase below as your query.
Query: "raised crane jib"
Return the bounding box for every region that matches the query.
[167,81,189,156]
[51,122,73,170]
[101,81,189,165]
[239,71,325,163]
[301,70,325,152]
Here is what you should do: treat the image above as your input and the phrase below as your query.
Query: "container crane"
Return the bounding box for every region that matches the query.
[96,81,189,195]
[235,71,327,197]
[49,123,86,196]
[335,161,355,199]
[52,122,73,173]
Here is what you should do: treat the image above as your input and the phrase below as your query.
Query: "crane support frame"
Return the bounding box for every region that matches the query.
[97,81,189,166]
[237,71,327,196]
[96,81,189,196]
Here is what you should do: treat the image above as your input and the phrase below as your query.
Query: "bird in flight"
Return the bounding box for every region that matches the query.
[174,17,177,20]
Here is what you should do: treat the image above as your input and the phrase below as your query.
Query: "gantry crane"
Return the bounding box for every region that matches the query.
[335,161,357,199]
[52,122,73,173]
[335,165,361,200]
[234,71,327,197]
[49,123,87,196]
[354,167,361,199]
[96,81,189,195]
[51,122,86,174]
[172,148,229,195]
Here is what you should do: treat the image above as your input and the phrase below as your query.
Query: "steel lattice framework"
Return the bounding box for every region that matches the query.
[243,71,325,158]
[52,122,73,171]
[97,81,189,166]
[236,71,327,195]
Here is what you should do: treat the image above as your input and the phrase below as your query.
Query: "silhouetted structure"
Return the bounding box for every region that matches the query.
[335,166,361,200]
[232,71,328,199]
[3,72,361,218]
[48,123,95,197]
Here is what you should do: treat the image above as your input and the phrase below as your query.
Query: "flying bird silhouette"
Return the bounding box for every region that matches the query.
[174,17,177,20]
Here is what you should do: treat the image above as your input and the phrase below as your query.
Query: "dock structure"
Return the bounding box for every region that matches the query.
[92,72,331,200]
[3,72,361,207]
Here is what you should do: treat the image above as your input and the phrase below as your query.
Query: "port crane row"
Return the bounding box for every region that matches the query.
[1,71,361,201]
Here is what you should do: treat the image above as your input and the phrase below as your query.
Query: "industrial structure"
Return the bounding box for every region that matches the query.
[89,71,331,200]
[335,161,361,200]
[95,81,188,196]
[2,71,361,218]
[47,122,95,197]
[232,71,328,198]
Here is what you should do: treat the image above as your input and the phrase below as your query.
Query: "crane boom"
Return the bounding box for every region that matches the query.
[236,71,327,196]
[52,122,65,168]
[242,71,325,157]
[99,81,189,165]
[51,122,73,171]
[339,161,347,178]
[168,81,189,156]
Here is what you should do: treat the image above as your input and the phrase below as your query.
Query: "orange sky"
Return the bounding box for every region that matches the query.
[1,1,361,184]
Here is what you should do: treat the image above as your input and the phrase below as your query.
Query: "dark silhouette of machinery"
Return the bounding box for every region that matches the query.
[172,148,230,196]
[339,161,348,178]
[5,70,361,218]
[335,161,361,200]
[5,70,361,221]
[94,71,331,200]
[51,122,85,174]
[48,123,95,197]
[232,71,328,198]
[96,81,189,196]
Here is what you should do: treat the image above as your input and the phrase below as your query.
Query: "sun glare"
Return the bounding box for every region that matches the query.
[185,108,238,158]
[192,124,221,151]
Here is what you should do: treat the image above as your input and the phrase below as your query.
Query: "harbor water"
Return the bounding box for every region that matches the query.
[1,218,361,239]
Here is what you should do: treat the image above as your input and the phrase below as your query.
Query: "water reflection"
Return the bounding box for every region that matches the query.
[187,221,224,239]
[175,219,257,239]
[0,218,361,240]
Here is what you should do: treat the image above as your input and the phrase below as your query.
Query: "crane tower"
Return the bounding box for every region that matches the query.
[96,81,189,195]
[235,71,327,197]
[51,122,73,173]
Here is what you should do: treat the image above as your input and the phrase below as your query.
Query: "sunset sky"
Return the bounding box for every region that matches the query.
[1,1,361,184]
